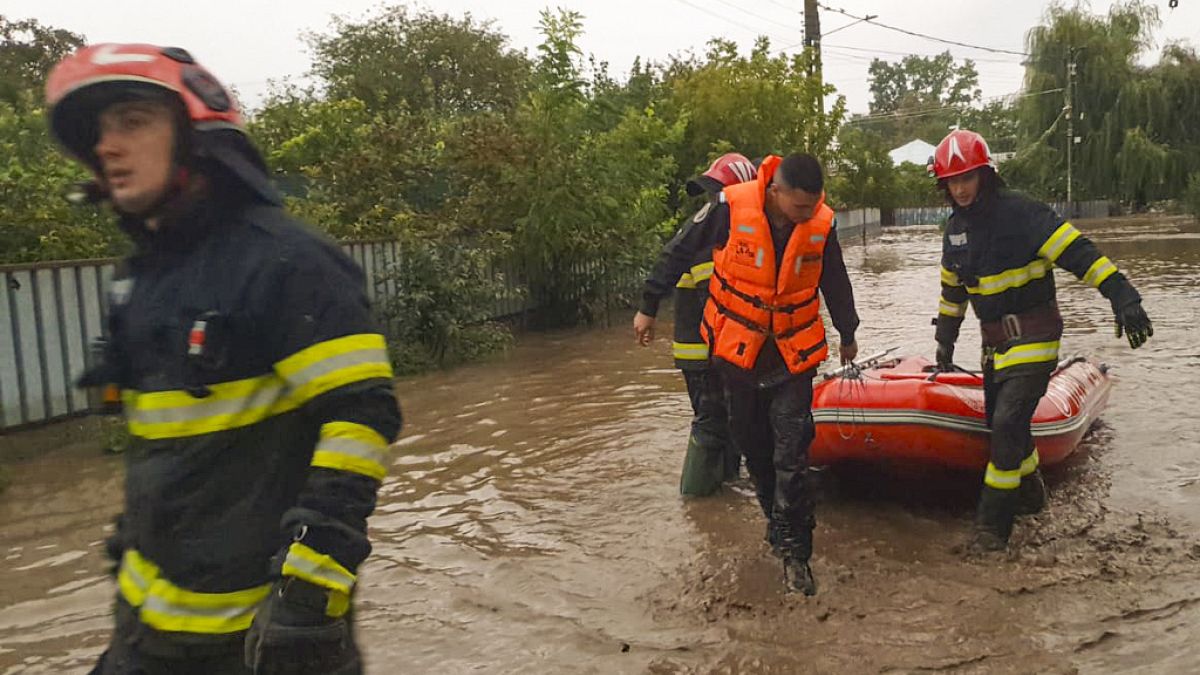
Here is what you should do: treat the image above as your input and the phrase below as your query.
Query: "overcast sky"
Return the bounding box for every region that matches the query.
[10,1,1200,114]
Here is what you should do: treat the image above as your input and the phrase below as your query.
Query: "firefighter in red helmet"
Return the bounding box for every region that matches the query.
[931,129,1151,552]
[635,153,860,595]
[47,44,401,674]
[663,153,757,496]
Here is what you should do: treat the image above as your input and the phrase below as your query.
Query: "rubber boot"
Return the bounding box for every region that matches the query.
[783,555,817,596]
[678,434,723,497]
[722,445,741,482]
[779,525,817,595]
[764,519,783,557]
[967,486,1018,553]
[1015,468,1047,516]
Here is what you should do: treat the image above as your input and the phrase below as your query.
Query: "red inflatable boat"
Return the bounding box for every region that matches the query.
[810,352,1112,470]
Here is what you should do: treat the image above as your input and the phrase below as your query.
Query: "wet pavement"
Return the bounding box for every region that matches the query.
[1,215,1198,674]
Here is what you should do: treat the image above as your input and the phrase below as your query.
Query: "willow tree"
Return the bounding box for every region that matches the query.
[1007,1,1200,204]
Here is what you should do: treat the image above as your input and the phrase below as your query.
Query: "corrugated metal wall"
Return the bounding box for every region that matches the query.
[891,200,1110,227]
[1,261,114,429]
[1,209,882,430]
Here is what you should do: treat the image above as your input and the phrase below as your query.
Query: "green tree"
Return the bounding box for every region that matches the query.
[1005,1,1200,204]
[0,16,85,104]
[664,38,846,190]
[861,51,981,149]
[307,6,530,115]
[512,9,681,325]
[0,18,122,264]
[828,126,896,208]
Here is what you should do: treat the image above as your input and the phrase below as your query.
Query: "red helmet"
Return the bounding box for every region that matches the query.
[46,44,279,205]
[932,129,995,180]
[686,152,757,196]
[46,44,242,167]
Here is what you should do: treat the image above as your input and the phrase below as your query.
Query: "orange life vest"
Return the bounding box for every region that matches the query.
[702,155,833,375]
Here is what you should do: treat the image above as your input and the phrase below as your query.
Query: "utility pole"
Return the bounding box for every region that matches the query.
[1065,49,1077,215]
[804,0,823,114]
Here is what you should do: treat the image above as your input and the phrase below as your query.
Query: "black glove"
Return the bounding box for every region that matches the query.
[935,342,955,371]
[1113,299,1153,349]
[245,578,358,675]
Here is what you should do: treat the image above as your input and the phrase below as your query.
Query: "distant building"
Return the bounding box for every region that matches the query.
[888,139,937,167]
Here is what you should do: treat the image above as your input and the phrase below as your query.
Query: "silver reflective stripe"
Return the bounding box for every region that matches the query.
[127,380,287,426]
[737,224,755,234]
[285,550,355,590]
[1083,257,1117,287]
[810,234,825,243]
[141,595,259,621]
[755,248,764,268]
[286,348,389,388]
[317,436,387,464]
[122,557,151,595]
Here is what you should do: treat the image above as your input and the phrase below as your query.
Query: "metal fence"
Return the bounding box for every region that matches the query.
[890,200,1110,227]
[837,208,882,242]
[1,208,882,431]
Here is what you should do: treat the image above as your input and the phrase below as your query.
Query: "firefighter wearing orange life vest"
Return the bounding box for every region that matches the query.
[636,154,860,595]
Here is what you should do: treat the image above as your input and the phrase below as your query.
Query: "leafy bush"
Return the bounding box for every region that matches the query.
[377,236,516,374]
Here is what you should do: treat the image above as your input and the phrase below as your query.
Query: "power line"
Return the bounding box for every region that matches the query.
[821,43,1025,65]
[762,0,800,14]
[669,0,791,42]
[844,87,1063,124]
[705,0,802,33]
[817,3,1030,57]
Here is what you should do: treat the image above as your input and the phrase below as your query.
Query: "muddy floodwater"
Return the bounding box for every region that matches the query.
[1,215,1198,674]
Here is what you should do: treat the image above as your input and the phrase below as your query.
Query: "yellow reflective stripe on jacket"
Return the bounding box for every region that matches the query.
[125,374,291,440]
[1020,448,1040,476]
[993,340,1061,370]
[275,333,393,406]
[1038,222,1081,262]
[967,259,1051,296]
[312,421,389,480]
[672,341,709,361]
[940,266,961,287]
[282,542,357,596]
[690,261,714,283]
[1083,256,1118,288]
[938,299,968,318]
[118,549,270,634]
[985,462,1021,490]
[124,333,393,440]
[118,548,156,608]
[675,262,714,289]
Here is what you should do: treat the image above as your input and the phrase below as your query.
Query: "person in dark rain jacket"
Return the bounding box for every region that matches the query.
[46,43,401,674]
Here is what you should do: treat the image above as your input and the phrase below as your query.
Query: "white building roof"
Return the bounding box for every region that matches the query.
[889,139,937,167]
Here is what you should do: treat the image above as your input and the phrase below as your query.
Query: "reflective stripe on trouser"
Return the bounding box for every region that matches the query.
[673,341,709,362]
[983,365,1051,491]
[724,373,816,559]
[118,549,270,634]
